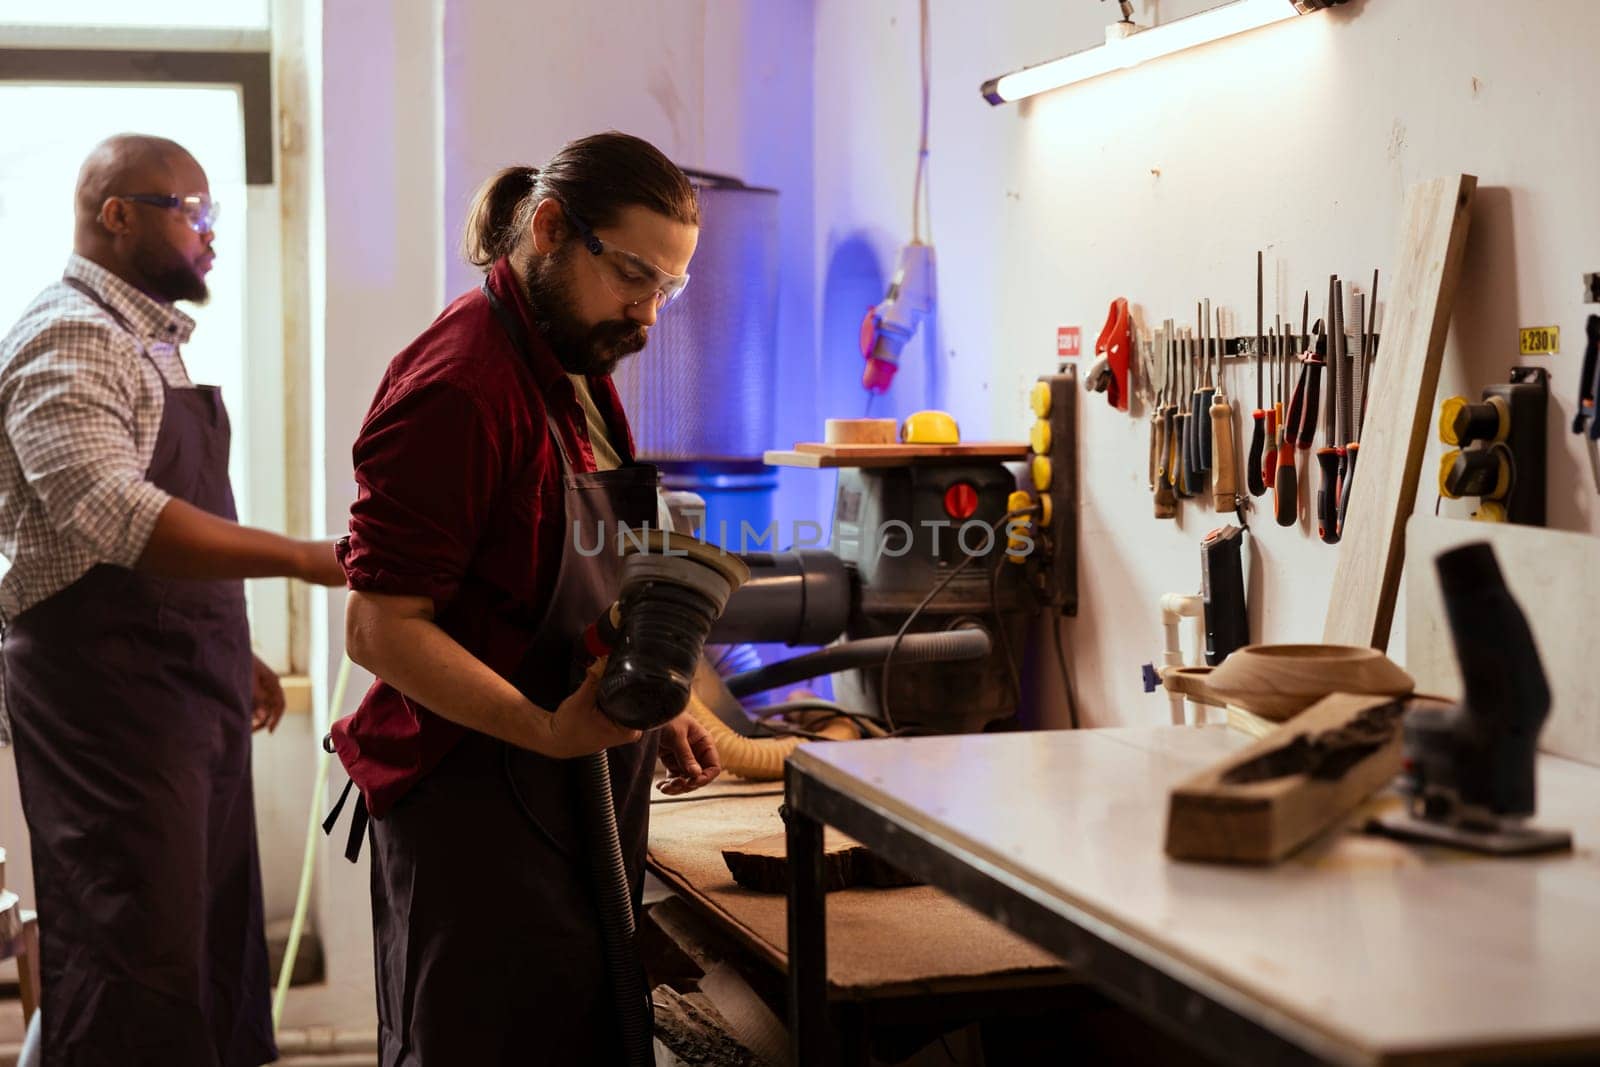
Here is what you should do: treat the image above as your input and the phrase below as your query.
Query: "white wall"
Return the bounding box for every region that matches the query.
[814,0,1600,730]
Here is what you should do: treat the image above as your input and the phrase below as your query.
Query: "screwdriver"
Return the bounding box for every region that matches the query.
[1174,331,1193,498]
[1295,307,1324,450]
[1211,303,1238,512]
[1199,301,1216,473]
[1247,252,1267,497]
[1166,330,1182,496]
[1284,294,1315,446]
[1316,277,1345,544]
[1263,319,1280,489]
[1171,327,1184,495]
[1147,324,1161,485]
[1274,296,1307,526]
[1274,349,1298,526]
[1187,325,1207,496]
[1153,323,1177,518]
[1335,292,1364,532]
[1338,271,1378,533]
[1152,326,1164,492]
[1286,295,1324,451]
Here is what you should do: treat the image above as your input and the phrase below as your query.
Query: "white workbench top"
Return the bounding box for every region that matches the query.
[790,726,1600,1065]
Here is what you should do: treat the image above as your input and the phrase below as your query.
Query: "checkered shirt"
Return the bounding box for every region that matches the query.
[0,253,195,741]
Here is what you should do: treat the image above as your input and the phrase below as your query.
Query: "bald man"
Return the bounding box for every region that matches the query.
[0,134,344,1067]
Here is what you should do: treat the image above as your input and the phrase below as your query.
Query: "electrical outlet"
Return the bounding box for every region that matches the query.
[1026,367,1078,614]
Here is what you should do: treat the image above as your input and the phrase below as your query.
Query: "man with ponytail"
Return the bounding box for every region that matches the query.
[324,131,723,1064]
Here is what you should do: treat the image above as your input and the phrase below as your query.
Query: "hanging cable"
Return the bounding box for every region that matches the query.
[989,553,1023,711]
[1051,613,1081,730]
[274,655,354,1031]
[910,0,932,242]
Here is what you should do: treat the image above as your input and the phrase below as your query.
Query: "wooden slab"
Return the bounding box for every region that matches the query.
[647,779,1068,997]
[1405,516,1600,767]
[1324,174,1477,651]
[721,829,917,893]
[824,418,897,445]
[1166,693,1417,864]
[765,441,1029,469]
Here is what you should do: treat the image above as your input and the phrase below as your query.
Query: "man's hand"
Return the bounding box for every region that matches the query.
[656,709,721,796]
[297,539,348,587]
[251,656,286,733]
[541,659,643,758]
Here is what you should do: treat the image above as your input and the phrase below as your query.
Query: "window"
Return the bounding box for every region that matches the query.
[0,84,251,503]
[0,12,298,673]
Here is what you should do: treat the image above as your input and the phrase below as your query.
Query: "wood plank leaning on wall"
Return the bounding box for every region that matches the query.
[1324,174,1478,651]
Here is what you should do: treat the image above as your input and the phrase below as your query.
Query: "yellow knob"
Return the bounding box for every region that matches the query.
[1438,450,1462,498]
[1029,419,1052,454]
[1439,396,1468,445]
[1004,491,1033,564]
[1038,492,1053,526]
[1473,500,1508,523]
[902,409,960,444]
[1030,381,1052,418]
[1031,454,1053,491]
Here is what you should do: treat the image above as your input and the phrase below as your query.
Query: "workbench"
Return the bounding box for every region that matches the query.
[646,780,1080,1060]
[784,727,1600,1066]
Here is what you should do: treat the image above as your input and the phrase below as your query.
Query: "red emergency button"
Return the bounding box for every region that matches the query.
[943,482,979,520]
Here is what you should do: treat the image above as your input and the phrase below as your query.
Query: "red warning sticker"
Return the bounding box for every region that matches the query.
[1056,326,1081,358]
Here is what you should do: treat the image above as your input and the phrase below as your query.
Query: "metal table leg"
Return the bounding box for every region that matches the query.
[786,763,830,1064]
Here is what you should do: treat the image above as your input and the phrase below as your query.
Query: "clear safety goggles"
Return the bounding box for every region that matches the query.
[566,209,690,310]
[120,193,220,234]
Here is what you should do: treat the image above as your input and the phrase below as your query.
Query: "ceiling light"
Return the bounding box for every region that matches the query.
[981,0,1345,106]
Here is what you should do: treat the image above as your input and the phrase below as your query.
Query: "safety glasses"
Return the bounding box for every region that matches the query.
[120,193,220,234]
[566,209,690,310]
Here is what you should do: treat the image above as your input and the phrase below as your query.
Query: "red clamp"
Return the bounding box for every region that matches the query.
[1093,297,1132,411]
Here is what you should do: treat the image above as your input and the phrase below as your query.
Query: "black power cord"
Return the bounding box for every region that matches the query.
[989,550,1024,713]
[1051,612,1081,730]
[879,506,1038,731]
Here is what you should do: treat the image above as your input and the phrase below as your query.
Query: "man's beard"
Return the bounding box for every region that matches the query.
[523,248,647,376]
[135,243,209,304]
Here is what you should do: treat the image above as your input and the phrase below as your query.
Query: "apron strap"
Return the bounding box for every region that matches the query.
[62,276,178,389]
[322,775,369,864]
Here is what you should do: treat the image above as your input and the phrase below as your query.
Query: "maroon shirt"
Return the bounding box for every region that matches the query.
[330,257,635,817]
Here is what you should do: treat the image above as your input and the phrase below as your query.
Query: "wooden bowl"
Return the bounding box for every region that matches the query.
[1205,644,1414,721]
[1160,666,1227,708]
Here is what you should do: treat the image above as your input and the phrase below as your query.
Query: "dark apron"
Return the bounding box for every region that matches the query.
[5,280,274,1067]
[359,283,661,1066]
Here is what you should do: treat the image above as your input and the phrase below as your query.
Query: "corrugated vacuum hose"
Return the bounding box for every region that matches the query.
[580,750,654,1067]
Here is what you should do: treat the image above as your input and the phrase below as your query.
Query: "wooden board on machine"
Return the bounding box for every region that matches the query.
[1324,174,1477,651]
[721,829,919,894]
[1165,692,1442,865]
[764,442,1029,469]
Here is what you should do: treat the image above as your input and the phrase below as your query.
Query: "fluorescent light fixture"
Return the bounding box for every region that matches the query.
[982,0,1330,106]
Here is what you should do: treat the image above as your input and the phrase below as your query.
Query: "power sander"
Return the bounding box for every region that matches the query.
[583,528,751,728]
[563,529,750,1067]
[1371,542,1572,856]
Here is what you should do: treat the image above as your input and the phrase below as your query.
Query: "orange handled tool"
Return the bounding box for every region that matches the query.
[1246,252,1267,498]
[1210,303,1237,512]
